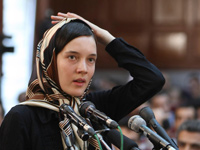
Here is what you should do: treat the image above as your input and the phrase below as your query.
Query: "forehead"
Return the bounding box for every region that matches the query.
[178,130,200,144]
[62,36,97,54]
[176,107,195,116]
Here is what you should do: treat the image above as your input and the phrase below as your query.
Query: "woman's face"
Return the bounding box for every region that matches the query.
[57,36,97,97]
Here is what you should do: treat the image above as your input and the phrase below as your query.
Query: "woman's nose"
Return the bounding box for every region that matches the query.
[76,60,88,74]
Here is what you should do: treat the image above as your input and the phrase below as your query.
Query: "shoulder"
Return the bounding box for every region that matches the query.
[3,105,36,124]
[4,104,58,123]
[10,104,33,112]
[0,105,35,136]
[7,104,56,115]
[3,105,58,126]
[7,105,35,117]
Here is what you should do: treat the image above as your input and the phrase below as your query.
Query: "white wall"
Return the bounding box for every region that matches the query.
[2,0,36,114]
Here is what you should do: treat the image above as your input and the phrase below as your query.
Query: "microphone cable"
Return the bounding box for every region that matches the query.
[118,125,124,150]
[94,133,103,150]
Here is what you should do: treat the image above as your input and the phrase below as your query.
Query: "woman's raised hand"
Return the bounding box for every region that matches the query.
[51,12,115,46]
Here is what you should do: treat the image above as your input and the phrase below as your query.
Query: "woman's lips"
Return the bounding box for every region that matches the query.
[73,78,86,86]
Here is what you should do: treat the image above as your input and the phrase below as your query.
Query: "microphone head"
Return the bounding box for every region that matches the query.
[139,106,155,123]
[79,101,95,118]
[60,104,74,114]
[128,115,146,133]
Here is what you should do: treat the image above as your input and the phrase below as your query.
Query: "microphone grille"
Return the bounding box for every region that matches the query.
[128,115,146,133]
[139,106,155,123]
[79,101,95,117]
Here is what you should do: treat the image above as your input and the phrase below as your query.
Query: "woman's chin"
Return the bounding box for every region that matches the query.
[62,89,85,97]
[70,92,84,98]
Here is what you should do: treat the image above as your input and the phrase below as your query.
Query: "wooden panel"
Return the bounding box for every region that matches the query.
[151,32,187,63]
[116,32,150,56]
[34,0,200,69]
[96,43,118,69]
[111,0,151,25]
[49,0,111,29]
[96,32,150,68]
[152,0,185,25]
[194,31,200,57]
[49,0,99,20]
[195,0,200,25]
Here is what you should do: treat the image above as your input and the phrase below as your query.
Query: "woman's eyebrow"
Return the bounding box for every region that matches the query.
[65,50,97,56]
[89,53,97,57]
[65,50,79,54]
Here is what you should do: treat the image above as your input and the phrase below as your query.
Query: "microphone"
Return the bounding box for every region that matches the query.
[60,104,96,136]
[79,101,119,129]
[103,129,141,150]
[139,107,178,149]
[128,115,176,150]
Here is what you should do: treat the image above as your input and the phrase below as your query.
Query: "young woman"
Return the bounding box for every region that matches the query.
[0,12,165,150]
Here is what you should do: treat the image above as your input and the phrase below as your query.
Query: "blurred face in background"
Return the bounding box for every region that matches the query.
[151,94,170,113]
[178,130,200,150]
[175,107,195,131]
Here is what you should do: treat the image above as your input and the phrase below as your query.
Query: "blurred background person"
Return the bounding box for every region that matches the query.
[177,120,200,150]
[169,102,196,140]
[17,91,26,103]
[181,73,200,104]
[149,91,174,132]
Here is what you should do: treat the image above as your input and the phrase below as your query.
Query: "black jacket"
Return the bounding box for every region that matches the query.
[0,38,165,150]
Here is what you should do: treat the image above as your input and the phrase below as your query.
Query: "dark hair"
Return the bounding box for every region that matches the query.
[55,19,95,55]
[175,102,197,119]
[177,120,200,137]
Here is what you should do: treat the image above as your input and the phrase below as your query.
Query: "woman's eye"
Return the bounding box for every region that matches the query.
[88,58,96,63]
[68,55,76,60]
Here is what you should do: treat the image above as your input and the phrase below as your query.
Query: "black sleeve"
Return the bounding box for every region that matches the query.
[86,38,165,122]
[0,106,31,150]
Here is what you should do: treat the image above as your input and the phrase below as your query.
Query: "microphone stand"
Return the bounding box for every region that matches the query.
[96,124,112,149]
[146,134,176,150]
[61,130,76,150]
[97,132,112,150]
[139,107,178,150]
[87,115,113,150]
[95,126,112,150]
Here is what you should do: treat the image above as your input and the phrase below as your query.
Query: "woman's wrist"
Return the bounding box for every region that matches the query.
[96,29,115,46]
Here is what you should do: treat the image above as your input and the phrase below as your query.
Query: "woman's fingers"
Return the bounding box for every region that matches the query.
[51,12,82,24]
[51,15,64,21]
[57,12,68,17]
[51,15,66,24]
[57,12,70,18]
[60,12,82,19]
[56,12,82,20]
[52,12,93,29]
[51,20,60,24]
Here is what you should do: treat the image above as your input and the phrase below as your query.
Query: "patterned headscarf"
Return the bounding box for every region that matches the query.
[26,18,87,106]
[25,18,95,149]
